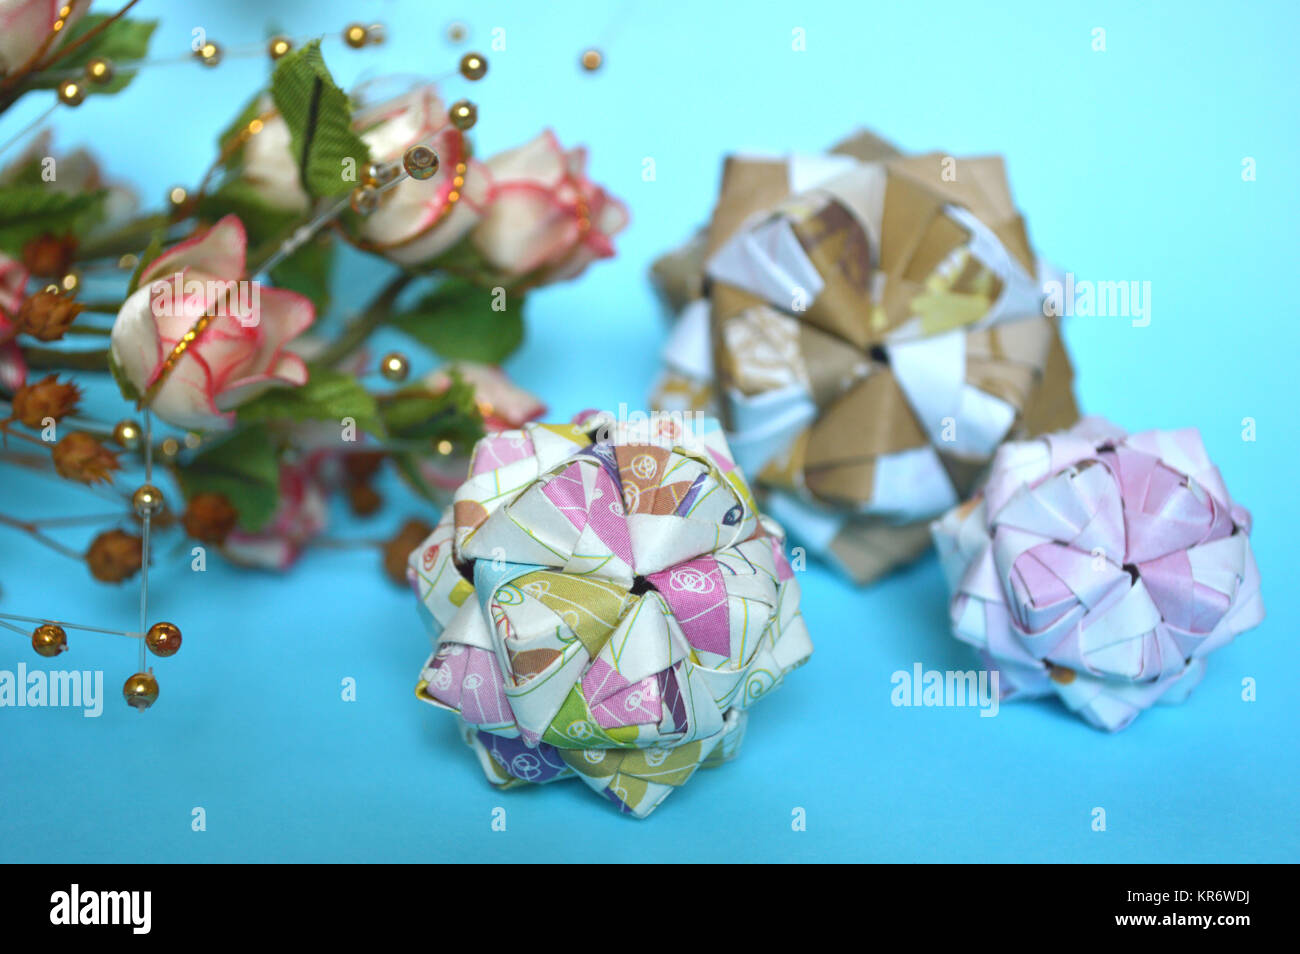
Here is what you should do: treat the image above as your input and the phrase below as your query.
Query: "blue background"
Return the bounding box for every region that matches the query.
[1,0,1296,862]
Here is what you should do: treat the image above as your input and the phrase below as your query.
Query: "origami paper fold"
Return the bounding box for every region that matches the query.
[931,418,1264,731]
[651,130,1078,584]
[409,411,813,816]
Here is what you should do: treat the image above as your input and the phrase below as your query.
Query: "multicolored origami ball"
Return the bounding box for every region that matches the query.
[408,411,813,816]
[932,418,1264,731]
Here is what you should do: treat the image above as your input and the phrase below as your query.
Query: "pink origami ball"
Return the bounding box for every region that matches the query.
[932,417,1264,731]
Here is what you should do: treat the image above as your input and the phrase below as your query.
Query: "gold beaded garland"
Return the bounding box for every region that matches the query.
[112,419,141,450]
[580,48,604,71]
[343,23,368,48]
[268,36,293,60]
[167,185,189,209]
[84,57,114,85]
[159,437,181,461]
[145,621,182,658]
[402,144,440,181]
[59,272,79,293]
[123,671,159,711]
[379,351,410,382]
[32,624,68,658]
[57,80,85,106]
[195,42,222,67]
[448,99,477,131]
[459,52,487,81]
[132,484,165,518]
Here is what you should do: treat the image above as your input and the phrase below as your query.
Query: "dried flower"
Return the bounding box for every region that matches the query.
[20,233,78,279]
[52,431,119,484]
[384,518,433,585]
[85,529,142,583]
[181,492,239,544]
[10,375,80,427]
[15,290,84,342]
[348,483,383,517]
[343,450,385,484]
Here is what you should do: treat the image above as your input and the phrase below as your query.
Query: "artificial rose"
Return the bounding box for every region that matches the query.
[1,131,139,232]
[0,0,89,75]
[352,85,490,266]
[471,129,628,282]
[237,97,310,213]
[222,461,329,570]
[109,215,314,430]
[0,251,28,391]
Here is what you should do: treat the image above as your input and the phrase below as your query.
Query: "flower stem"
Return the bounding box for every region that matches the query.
[312,273,412,369]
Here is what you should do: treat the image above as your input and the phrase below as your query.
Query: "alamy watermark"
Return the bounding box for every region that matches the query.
[1042,272,1151,327]
[891,663,1000,717]
[593,403,710,445]
[151,273,262,328]
[0,664,104,717]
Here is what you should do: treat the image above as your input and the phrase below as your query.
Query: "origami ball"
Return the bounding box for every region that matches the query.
[408,411,813,817]
[931,418,1264,731]
[650,129,1078,584]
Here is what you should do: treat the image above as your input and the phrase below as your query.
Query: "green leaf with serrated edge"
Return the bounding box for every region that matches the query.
[236,367,383,437]
[28,16,157,95]
[389,278,525,363]
[0,186,107,255]
[269,40,369,199]
[176,424,280,532]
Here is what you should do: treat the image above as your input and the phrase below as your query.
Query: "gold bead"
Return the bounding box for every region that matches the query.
[145,621,182,658]
[459,52,487,81]
[159,437,181,461]
[84,57,114,85]
[268,35,293,60]
[580,48,603,72]
[364,161,399,187]
[117,252,139,271]
[343,23,368,48]
[32,624,67,658]
[112,419,141,449]
[437,439,453,455]
[195,41,222,67]
[446,22,467,43]
[57,80,85,106]
[59,272,79,293]
[123,671,159,711]
[167,185,188,209]
[350,185,380,215]
[402,144,440,181]
[448,99,477,131]
[133,484,165,518]
[184,431,202,450]
[43,283,60,295]
[379,351,410,382]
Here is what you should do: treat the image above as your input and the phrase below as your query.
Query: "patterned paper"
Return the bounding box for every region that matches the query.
[408,410,813,816]
[931,418,1264,731]
[650,130,1078,584]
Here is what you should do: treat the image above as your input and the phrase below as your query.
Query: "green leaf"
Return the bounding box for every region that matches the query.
[176,425,281,532]
[268,234,334,313]
[390,278,525,363]
[236,367,382,437]
[106,351,139,402]
[379,379,484,444]
[269,40,369,199]
[29,16,158,95]
[0,185,108,255]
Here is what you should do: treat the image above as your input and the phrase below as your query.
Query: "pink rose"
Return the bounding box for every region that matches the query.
[0,252,28,391]
[352,85,490,266]
[0,0,89,74]
[471,129,628,281]
[222,461,328,570]
[109,215,314,430]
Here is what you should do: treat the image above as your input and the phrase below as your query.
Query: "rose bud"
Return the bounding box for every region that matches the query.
[181,492,239,544]
[52,431,120,484]
[14,290,84,342]
[383,518,433,585]
[10,375,80,427]
[85,529,143,583]
[471,130,628,283]
[21,233,77,278]
[0,1,89,74]
[109,216,315,430]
